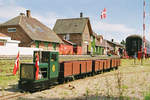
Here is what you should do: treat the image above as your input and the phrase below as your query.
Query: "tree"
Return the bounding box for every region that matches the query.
[120,40,126,46]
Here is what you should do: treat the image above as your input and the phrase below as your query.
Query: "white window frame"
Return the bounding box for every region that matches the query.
[8,28,16,32]
[66,34,70,40]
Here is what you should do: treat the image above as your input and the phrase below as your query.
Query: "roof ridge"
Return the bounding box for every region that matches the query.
[18,15,22,25]
[1,15,21,26]
[57,17,89,20]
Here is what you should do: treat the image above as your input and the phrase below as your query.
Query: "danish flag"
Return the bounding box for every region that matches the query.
[101,8,106,19]
[35,53,39,80]
[13,52,20,75]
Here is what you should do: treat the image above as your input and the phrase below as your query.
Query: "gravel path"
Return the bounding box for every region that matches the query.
[18,64,150,100]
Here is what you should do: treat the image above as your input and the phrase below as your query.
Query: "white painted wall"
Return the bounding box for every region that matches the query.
[0,46,43,56]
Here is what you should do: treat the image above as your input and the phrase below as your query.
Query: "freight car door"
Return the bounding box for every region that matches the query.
[49,52,59,79]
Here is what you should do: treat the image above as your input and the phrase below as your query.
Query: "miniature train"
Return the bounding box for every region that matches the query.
[18,51,121,92]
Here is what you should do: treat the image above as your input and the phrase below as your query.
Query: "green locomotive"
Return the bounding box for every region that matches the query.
[18,51,59,92]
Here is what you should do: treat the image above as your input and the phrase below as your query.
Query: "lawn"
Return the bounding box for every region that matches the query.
[0,59,32,88]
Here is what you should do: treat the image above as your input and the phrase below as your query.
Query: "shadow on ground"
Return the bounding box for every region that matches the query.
[18,95,140,100]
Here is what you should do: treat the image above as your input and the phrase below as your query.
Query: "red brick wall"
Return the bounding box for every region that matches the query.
[0,42,4,46]
[31,42,59,51]
[39,42,45,50]
[82,24,91,54]
[31,43,36,48]
[0,25,32,47]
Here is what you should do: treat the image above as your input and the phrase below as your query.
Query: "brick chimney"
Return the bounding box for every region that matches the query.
[26,10,31,18]
[80,12,83,18]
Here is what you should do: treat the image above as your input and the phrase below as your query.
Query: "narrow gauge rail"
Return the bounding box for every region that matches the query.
[18,51,121,92]
[0,93,25,100]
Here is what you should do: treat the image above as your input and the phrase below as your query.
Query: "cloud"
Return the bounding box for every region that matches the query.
[0,0,25,19]
[92,21,136,33]
[91,21,136,42]
[0,2,61,29]
[33,12,61,29]
[0,0,3,6]
[0,5,26,19]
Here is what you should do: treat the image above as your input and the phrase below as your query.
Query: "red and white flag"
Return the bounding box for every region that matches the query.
[35,53,39,80]
[13,52,20,75]
[101,8,106,19]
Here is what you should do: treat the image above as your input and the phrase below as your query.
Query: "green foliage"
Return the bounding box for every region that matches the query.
[86,88,89,96]
[122,85,128,90]
[120,40,126,46]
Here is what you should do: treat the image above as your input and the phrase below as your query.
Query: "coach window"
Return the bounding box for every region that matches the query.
[51,54,57,61]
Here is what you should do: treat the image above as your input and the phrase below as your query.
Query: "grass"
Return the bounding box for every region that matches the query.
[121,58,150,67]
[145,92,150,100]
[0,58,150,99]
[120,58,150,73]
[0,59,32,88]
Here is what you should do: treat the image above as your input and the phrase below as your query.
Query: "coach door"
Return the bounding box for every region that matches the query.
[49,52,59,79]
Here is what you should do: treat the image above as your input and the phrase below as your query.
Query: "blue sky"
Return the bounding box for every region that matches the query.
[0,0,150,42]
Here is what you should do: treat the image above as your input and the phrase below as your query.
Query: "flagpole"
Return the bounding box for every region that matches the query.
[141,0,146,65]
[143,0,146,59]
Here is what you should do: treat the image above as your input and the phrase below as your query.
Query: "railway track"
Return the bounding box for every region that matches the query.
[0,69,148,100]
[0,92,25,100]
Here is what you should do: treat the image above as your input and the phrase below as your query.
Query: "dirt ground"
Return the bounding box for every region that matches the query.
[1,59,150,100]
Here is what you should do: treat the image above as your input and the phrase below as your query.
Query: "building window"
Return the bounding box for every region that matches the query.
[66,34,70,40]
[8,28,16,32]
[63,34,70,40]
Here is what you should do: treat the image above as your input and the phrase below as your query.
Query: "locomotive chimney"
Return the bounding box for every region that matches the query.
[111,39,114,42]
[26,10,31,18]
[80,12,83,18]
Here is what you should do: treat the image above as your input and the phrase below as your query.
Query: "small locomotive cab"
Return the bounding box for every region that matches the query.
[19,51,59,91]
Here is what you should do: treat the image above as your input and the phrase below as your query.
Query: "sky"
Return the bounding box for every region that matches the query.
[0,0,150,43]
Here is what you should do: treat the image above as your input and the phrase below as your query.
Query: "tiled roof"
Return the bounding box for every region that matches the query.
[62,39,76,46]
[53,17,92,34]
[0,16,21,26]
[0,15,63,43]
[107,40,124,47]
